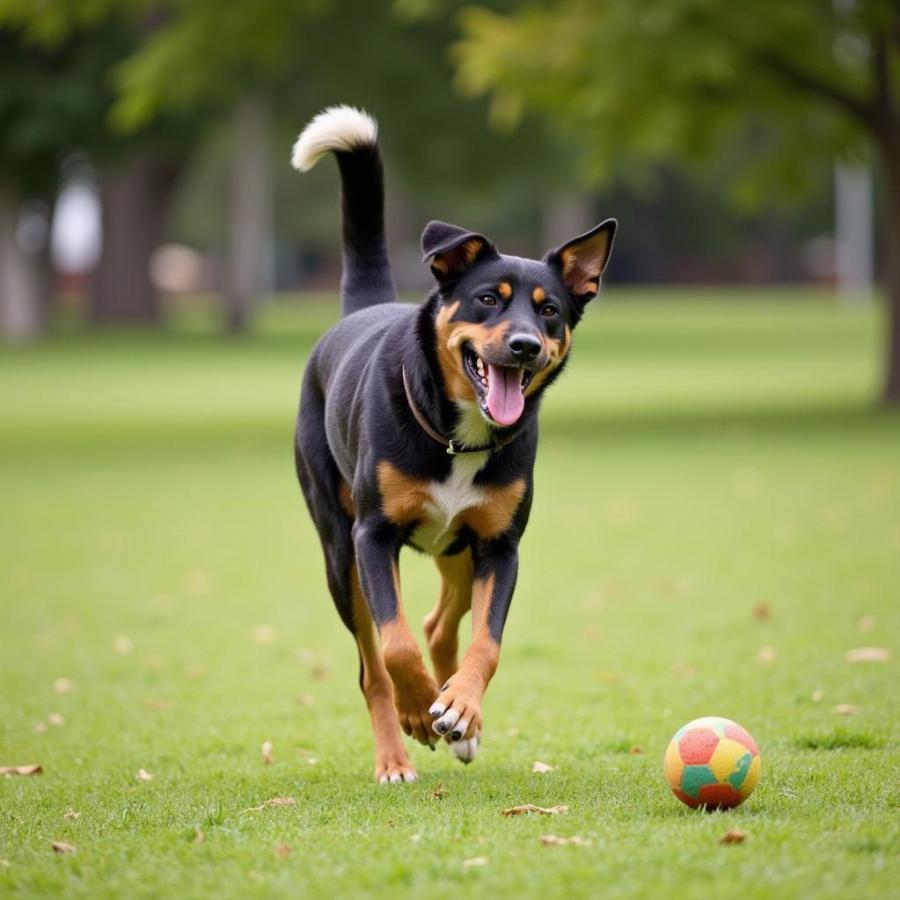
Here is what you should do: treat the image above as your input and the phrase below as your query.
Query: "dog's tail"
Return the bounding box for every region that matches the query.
[292,105,395,317]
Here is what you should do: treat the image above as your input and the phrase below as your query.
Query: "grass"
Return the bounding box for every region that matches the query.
[1,287,898,899]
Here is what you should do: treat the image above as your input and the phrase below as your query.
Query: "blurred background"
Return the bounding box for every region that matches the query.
[1,0,898,406]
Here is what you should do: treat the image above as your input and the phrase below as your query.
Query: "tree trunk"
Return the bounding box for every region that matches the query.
[0,184,49,340]
[225,93,273,333]
[882,137,900,407]
[90,154,180,325]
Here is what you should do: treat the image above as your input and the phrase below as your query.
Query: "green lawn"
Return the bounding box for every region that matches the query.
[1,288,898,899]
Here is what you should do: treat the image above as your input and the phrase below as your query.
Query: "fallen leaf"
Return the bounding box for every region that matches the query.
[532,761,554,773]
[54,678,75,694]
[501,804,569,817]
[243,797,296,812]
[811,689,824,703]
[113,635,133,655]
[310,665,329,681]
[253,625,277,645]
[540,835,568,846]
[136,768,154,782]
[720,829,748,844]
[832,704,858,716]
[0,764,42,776]
[274,843,292,858]
[50,841,75,854]
[845,647,891,663]
[752,602,771,621]
[569,836,592,847]
[756,645,776,664]
[142,699,172,711]
[629,746,643,754]
[857,614,876,633]
[431,783,447,800]
[47,713,65,727]
[261,741,274,765]
[64,809,80,820]
[463,857,489,868]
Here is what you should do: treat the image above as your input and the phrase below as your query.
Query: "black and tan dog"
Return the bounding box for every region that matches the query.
[291,106,615,783]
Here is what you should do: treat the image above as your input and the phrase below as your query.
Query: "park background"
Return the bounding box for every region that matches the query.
[1,1,898,898]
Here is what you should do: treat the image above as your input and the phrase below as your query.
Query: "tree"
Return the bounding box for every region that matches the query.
[454,0,900,406]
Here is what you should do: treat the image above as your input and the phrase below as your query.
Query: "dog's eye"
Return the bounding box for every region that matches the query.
[477,294,498,308]
[540,304,559,319]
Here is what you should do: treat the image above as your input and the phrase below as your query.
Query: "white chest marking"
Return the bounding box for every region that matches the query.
[411,401,494,555]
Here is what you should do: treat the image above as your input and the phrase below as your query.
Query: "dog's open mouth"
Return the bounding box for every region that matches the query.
[463,346,534,427]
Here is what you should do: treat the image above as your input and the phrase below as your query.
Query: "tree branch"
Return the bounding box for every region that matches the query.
[750,46,877,131]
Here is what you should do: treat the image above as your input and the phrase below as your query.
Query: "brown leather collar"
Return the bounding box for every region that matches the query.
[401,366,518,456]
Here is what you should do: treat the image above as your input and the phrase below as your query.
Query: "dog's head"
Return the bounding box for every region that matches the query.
[422,219,616,427]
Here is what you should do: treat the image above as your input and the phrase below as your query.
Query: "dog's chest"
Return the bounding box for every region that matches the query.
[411,452,488,555]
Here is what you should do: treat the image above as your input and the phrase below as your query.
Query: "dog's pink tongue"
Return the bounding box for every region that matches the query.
[485,364,524,426]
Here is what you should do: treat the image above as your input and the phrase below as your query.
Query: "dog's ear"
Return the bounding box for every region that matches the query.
[421,220,497,282]
[544,219,617,303]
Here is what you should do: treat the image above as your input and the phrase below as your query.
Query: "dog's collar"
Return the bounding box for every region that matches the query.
[401,366,518,456]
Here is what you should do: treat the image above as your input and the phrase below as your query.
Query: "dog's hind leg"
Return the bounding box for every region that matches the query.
[424,549,473,688]
[295,379,414,783]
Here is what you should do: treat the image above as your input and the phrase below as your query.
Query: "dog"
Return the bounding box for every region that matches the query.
[291,106,615,783]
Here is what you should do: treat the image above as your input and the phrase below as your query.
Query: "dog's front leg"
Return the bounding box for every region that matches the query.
[354,519,439,746]
[429,537,518,763]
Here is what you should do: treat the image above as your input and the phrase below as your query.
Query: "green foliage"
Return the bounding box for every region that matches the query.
[1,291,899,897]
[454,0,899,202]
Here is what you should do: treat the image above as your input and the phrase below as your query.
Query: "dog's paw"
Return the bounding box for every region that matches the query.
[375,753,418,785]
[429,674,483,742]
[448,732,480,765]
[392,674,441,747]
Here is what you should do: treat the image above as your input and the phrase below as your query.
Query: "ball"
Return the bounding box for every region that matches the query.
[664,716,761,809]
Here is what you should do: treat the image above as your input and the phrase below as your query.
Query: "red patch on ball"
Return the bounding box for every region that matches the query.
[678,727,719,764]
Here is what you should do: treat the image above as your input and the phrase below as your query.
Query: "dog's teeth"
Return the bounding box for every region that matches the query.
[475,357,485,375]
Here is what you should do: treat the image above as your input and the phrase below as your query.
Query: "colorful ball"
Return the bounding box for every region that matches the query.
[664,716,761,809]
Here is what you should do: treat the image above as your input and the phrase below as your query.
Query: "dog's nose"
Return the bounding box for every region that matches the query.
[507,333,542,361]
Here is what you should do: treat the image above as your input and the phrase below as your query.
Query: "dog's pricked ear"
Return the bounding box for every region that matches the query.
[545,219,617,302]
[421,220,497,282]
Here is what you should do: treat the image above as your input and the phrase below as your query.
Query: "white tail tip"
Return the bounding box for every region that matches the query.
[291,105,378,172]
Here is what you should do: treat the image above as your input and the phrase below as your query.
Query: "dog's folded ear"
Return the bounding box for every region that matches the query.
[421,221,498,282]
[544,219,617,303]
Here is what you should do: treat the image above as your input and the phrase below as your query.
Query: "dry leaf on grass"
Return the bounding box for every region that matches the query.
[253,625,277,645]
[532,761,554,773]
[54,678,75,694]
[431,783,447,800]
[113,635,133,655]
[274,843,292,858]
[462,857,489,868]
[540,834,592,847]
[261,741,274,765]
[501,804,569,817]
[243,797,296,812]
[720,829,748,844]
[136,768,154,782]
[1,764,43,776]
[832,704,858,715]
[845,647,891,663]
[142,699,173,711]
[629,746,643,754]
[811,689,824,703]
[752,602,771,621]
[47,713,65,727]
[756,645,776,664]
[50,841,76,854]
[63,809,80,820]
